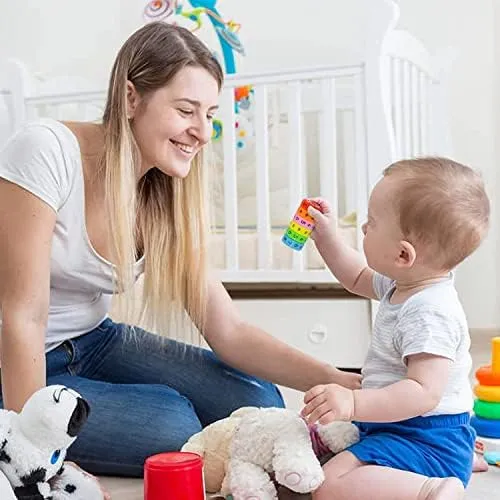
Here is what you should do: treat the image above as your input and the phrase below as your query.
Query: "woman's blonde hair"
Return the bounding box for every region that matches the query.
[102,22,224,339]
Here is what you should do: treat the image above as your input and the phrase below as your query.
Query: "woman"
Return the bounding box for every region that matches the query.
[0,22,360,479]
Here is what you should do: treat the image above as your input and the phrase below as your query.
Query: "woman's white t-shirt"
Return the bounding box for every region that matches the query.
[0,119,144,351]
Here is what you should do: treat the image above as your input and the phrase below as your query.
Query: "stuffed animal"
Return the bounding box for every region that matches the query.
[181,406,359,500]
[0,385,104,500]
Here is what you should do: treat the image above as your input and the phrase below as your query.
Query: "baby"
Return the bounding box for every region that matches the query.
[302,157,490,500]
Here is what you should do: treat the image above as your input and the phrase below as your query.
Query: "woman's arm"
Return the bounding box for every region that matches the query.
[0,179,55,411]
[201,279,361,392]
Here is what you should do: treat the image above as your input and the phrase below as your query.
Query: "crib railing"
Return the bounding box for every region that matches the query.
[383,30,440,159]
[3,64,369,284]
[2,55,444,284]
[214,65,368,283]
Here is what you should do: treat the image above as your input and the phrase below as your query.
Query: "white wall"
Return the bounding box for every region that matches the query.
[0,0,124,87]
[0,0,498,328]
[398,0,498,329]
[495,2,500,330]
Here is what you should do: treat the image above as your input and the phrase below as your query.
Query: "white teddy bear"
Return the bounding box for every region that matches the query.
[182,406,359,500]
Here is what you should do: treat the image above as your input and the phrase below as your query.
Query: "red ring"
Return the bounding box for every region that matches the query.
[476,365,500,386]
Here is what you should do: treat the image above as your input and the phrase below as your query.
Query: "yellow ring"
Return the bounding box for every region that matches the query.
[474,384,500,403]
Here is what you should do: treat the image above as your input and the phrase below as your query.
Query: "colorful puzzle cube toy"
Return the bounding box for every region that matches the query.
[282,199,322,251]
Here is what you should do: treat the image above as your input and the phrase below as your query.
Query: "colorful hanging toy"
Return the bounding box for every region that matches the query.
[143,0,253,147]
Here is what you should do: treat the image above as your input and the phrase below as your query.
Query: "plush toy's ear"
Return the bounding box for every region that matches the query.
[181,432,205,458]
[229,406,260,418]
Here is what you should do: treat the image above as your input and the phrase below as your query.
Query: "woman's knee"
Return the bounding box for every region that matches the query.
[142,385,203,451]
[67,382,203,476]
[254,380,285,408]
[222,368,285,409]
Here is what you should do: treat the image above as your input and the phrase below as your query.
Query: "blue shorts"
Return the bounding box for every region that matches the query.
[346,413,475,487]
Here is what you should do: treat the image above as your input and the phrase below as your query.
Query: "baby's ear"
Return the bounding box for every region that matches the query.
[396,240,416,268]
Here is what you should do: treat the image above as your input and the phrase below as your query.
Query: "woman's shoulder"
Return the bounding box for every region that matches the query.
[9,117,78,145]
[1,118,81,166]
[0,119,82,211]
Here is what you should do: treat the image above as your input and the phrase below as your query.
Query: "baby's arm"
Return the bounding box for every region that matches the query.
[302,354,451,424]
[308,200,377,300]
[303,305,459,424]
[352,353,451,422]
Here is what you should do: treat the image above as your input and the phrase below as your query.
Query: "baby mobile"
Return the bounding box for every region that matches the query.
[143,0,254,149]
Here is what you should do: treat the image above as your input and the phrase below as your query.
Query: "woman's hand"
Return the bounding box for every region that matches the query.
[331,368,362,390]
[64,462,111,500]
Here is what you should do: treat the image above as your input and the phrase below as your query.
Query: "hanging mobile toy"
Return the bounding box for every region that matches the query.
[143,0,175,21]
[143,0,252,145]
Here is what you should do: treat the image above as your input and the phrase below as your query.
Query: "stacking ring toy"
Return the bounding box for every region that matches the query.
[474,384,500,403]
[474,399,500,420]
[484,451,500,466]
[282,199,322,251]
[476,337,500,386]
[476,365,500,386]
[471,415,500,439]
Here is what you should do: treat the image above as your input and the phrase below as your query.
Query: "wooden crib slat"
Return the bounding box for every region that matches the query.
[402,60,411,158]
[391,58,403,158]
[220,88,239,270]
[254,85,272,270]
[51,104,63,121]
[354,72,368,251]
[419,72,429,155]
[319,77,338,217]
[287,81,305,273]
[410,64,420,157]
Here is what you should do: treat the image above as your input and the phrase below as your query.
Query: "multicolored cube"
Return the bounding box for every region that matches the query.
[282,199,322,251]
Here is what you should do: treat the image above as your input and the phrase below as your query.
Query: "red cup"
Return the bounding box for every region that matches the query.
[144,451,205,500]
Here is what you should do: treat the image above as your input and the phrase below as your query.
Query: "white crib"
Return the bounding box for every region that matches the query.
[0,0,452,400]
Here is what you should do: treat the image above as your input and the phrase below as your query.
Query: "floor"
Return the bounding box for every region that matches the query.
[99,329,500,499]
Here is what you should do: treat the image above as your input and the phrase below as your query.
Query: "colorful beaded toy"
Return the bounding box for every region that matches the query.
[282,199,322,251]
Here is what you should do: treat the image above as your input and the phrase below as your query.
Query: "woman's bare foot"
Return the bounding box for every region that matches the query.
[418,477,464,500]
[472,452,489,472]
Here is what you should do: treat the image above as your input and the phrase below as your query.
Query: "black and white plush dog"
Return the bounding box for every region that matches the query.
[0,385,103,500]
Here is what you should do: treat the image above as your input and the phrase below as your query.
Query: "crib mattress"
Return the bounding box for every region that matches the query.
[209,226,357,271]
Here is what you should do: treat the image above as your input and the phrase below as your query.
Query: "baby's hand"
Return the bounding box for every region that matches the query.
[301,383,355,424]
[307,198,336,243]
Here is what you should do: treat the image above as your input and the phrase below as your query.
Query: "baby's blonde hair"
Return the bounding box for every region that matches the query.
[383,157,490,270]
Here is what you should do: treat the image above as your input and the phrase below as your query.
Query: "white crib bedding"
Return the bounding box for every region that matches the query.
[209,225,357,271]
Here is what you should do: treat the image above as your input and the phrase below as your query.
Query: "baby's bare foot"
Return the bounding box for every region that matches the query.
[472,452,489,472]
[418,477,464,500]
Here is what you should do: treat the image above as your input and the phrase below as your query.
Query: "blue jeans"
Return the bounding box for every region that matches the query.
[5,318,284,476]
